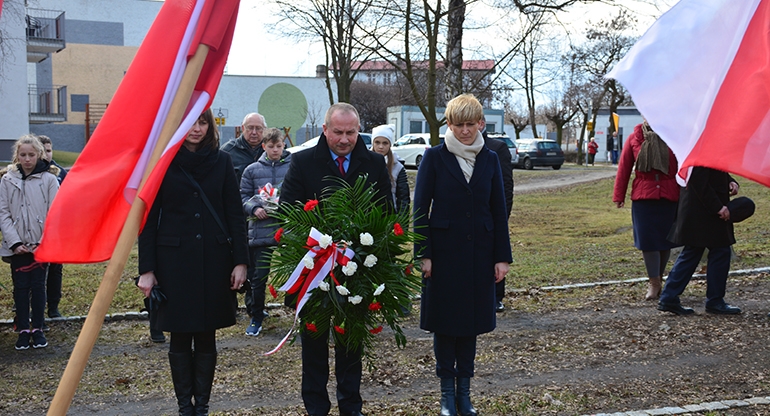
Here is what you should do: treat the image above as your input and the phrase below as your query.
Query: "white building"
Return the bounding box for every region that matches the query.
[592,107,643,163]
[387,105,505,139]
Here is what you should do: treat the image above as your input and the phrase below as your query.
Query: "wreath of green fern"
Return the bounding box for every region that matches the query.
[269,176,423,358]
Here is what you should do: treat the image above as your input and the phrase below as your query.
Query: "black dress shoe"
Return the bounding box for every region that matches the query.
[495,301,505,312]
[150,329,166,343]
[705,303,742,315]
[657,302,695,316]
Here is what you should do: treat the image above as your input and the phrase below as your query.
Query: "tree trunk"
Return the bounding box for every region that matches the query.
[445,0,466,99]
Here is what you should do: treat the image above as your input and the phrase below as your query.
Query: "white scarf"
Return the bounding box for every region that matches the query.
[444,130,484,182]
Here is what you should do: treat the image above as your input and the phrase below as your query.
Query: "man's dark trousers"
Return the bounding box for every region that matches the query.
[300,329,363,415]
[660,245,731,308]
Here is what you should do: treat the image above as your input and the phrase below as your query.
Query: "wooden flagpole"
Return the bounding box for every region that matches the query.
[47,44,210,416]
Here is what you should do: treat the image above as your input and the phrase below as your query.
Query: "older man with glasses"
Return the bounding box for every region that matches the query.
[222,112,267,183]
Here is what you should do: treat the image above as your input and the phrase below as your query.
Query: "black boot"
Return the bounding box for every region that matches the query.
[192,352,217,415]
[168,351,195,416]
[440,378,457,416]
[47,301,61,318]
[456,377,477,416]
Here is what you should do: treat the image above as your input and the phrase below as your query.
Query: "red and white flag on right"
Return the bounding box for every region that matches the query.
[607,0,770,186]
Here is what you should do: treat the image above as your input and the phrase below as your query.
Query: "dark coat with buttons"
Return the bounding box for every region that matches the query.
[138,146,249,332]
[413,143,512,337]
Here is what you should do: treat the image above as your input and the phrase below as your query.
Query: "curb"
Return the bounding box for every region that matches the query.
[3,267,768,327]
[584,396,770,415]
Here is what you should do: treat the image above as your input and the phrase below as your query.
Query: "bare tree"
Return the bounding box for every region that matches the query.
[503,100,529,141]
[270,0,375,104]
[444,0,466,99]
[543,95,577,147]
[0,0,26,84]
[503,12,555,138]
[349,80,401,130]
[305,100,325,139]
[443,0,610,107]
[571,9,637,137]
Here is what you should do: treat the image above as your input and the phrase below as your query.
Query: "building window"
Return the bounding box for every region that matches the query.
[409,120,422,133]
[71,94,90,112]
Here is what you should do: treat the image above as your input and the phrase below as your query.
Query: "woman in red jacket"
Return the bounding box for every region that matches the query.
[587,137,599,165]
[613,121,680,300]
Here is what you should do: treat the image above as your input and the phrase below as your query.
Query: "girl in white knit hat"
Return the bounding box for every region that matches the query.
[371,124,410,212]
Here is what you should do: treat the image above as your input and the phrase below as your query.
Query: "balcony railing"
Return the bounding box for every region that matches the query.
[26,8,65,61]
[29,85,67,123]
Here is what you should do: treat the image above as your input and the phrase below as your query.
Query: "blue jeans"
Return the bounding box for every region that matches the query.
[11,253,47,330]
[659,245,732,308]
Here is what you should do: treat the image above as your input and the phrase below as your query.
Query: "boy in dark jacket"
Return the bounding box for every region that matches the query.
[38,135,66,320]
[239,128,292,336]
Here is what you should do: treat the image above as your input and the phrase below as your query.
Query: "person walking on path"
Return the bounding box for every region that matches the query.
[137,109,249,415]
[280,102,392,416]
[587,137,599,166]
[613,121,680,301]
[239,128,291,336]
[0,134,59,350]
[413,94,512,416]
[658,166,742,316]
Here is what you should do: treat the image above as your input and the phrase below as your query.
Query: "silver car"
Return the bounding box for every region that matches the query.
[487,134,518,165]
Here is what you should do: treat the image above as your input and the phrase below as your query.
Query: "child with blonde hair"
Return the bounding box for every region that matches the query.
[0,134,59,350]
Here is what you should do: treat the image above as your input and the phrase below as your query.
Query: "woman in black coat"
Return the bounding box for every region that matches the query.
[413,94,512,416]
[137,109,249,415]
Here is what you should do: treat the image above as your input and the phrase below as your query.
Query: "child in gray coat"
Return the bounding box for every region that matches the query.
[239,128,291,336]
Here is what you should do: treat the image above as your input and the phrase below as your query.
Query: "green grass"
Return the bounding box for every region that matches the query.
[52,149,79,167]
[1,173,769,321]
[508,174,770,288]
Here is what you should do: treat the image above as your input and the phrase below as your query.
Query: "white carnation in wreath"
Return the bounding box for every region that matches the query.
[359,232,374,246]
[363,254,378,268]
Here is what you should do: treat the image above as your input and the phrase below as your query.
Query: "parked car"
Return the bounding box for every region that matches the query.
[487,133,518,165]
[287,133,371,153]
[392,133,444,168]
[515,138,564,170]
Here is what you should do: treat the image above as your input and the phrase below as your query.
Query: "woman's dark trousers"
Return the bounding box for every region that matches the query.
[11,254,46,331]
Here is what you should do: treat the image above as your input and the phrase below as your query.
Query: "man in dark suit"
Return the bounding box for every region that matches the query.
[658,167,742,316]
[482,128,513,312]
[280,103,392,416]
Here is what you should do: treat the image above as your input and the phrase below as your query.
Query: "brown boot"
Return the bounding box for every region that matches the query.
[645,277,662,301]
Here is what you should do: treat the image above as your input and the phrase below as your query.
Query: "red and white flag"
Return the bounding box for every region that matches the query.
[35,0,239,263]
[607,0,770,186]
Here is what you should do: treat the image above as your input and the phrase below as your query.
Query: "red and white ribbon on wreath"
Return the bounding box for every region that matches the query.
[265,227,354,356]
[259,183,276,198]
